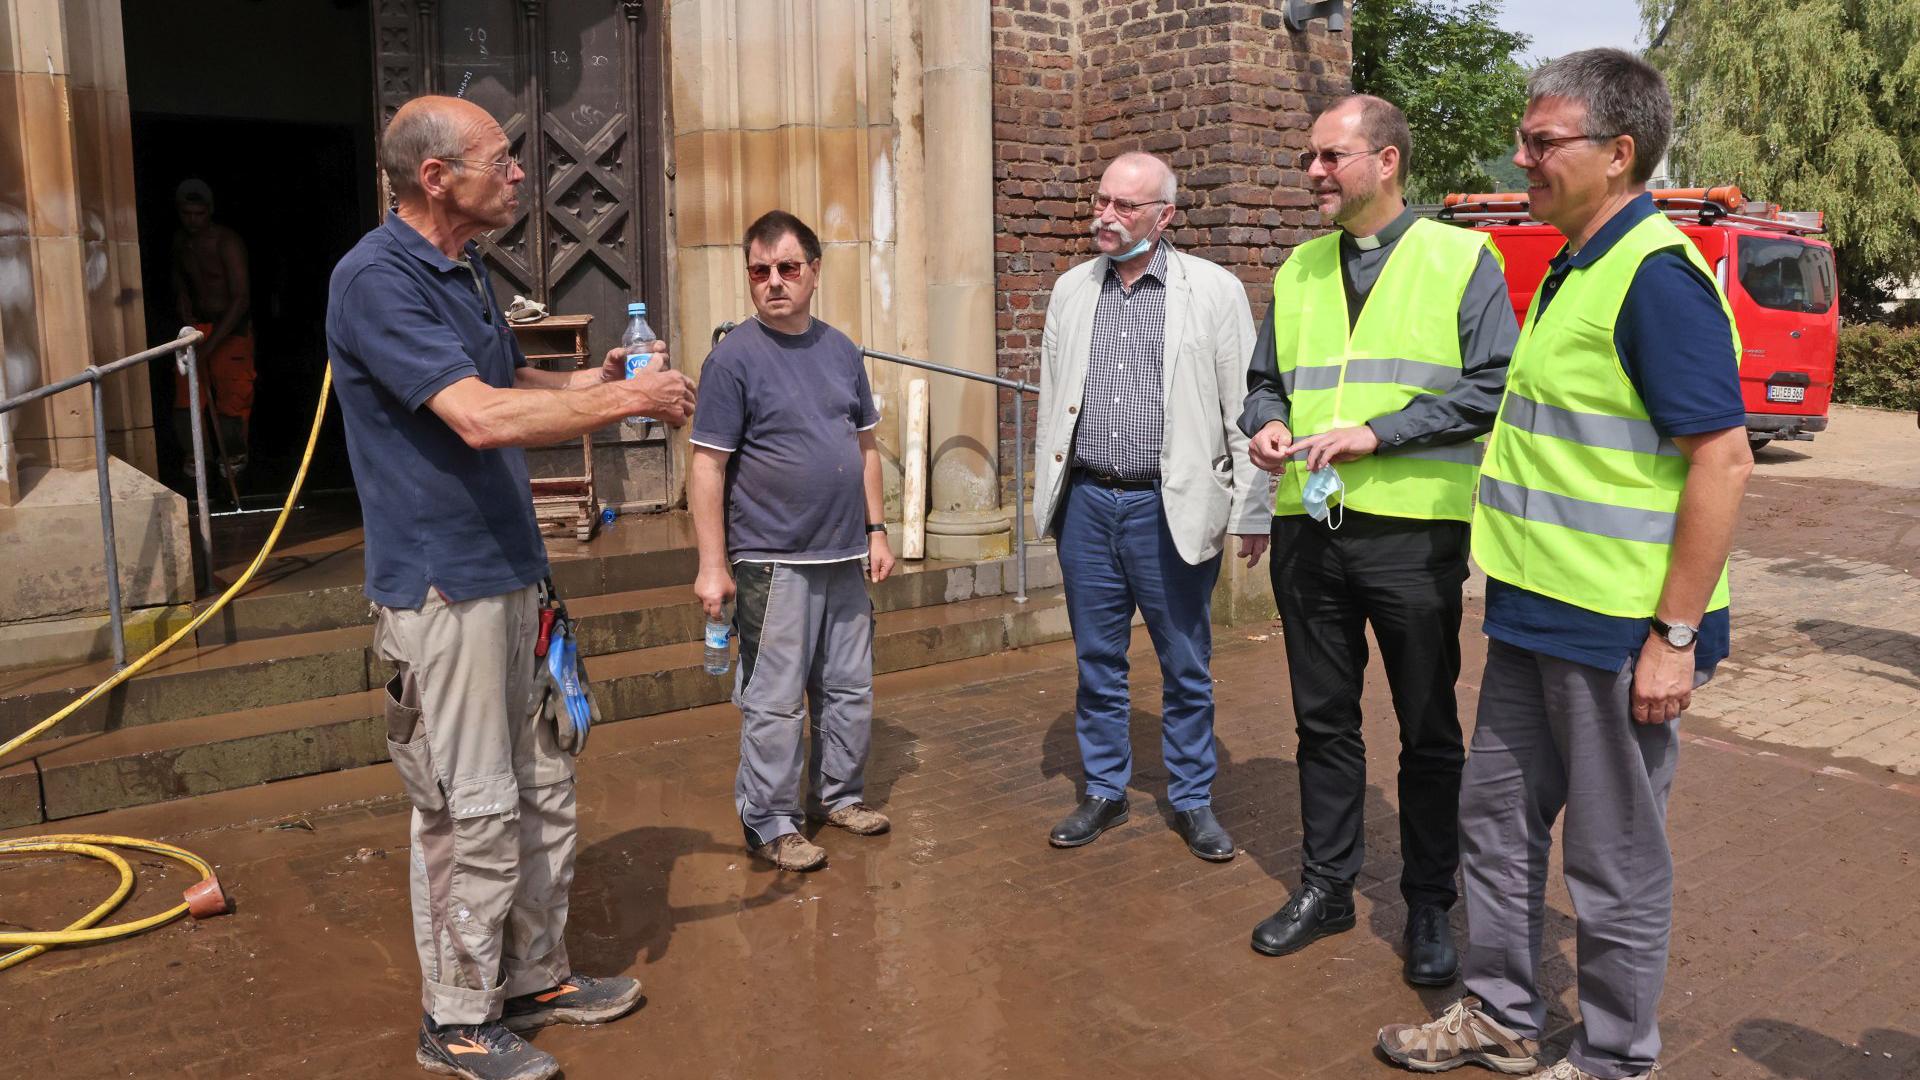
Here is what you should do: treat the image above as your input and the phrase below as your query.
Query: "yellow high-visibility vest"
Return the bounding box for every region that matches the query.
[1268,218,1498,522]
[1472,211,1739,617]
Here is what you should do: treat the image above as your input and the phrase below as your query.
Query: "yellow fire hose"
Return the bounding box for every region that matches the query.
[0,364,334,972]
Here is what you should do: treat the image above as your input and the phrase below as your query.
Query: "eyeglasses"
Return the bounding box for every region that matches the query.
[441,155,521,173]
[1513,130,1622,161]
[1091,193,1168,217]
[746,260,808,283]
[1295,147,1381,171]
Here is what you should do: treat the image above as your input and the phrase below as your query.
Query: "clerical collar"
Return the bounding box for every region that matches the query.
[1342,206,1418,252]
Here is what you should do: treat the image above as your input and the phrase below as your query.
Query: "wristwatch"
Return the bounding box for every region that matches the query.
[865,523,888,535]
[1649,616,1698,650]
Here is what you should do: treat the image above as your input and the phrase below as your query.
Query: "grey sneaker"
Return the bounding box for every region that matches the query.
[1377,996,1540,1074]
[416,1018,557,1080]
[501,973,643,1032]
[754,831,828,871]
[818,802,891,835]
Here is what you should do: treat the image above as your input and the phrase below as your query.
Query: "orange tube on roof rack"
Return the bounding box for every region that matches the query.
[1649,186,1744,209]
[1443,192,1530,208]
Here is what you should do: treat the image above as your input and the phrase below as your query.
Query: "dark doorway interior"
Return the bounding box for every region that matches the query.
[122,0,377,507]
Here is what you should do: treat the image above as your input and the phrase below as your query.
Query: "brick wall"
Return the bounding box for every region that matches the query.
[991,1,1352,503]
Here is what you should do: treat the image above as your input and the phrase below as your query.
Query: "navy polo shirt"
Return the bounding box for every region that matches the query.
[1483,192,1745,673]
[324,213,547,608]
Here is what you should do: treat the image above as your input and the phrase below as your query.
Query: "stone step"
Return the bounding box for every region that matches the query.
[193,535,1054,646]
[190,515,701,646]
[3,587,1074,824]
[0,550,1061,745]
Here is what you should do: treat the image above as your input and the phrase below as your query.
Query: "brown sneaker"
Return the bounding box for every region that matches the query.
[1521,1062,1650,1080]
[1378,996,1539,1074]
[818,802,891,835]
[754,832,828,871]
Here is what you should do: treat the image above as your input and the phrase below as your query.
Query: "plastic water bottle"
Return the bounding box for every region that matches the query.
[621,301,656,432]
[704,604,733,675]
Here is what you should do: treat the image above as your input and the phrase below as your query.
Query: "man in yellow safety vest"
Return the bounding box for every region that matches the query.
[1377,49,1754,1080]
[1240,94,1517,984]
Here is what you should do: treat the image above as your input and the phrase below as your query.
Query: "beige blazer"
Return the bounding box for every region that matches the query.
[1031,248,1269,565]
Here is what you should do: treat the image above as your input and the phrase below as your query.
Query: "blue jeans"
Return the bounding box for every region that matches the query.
[1055,476,1223,810]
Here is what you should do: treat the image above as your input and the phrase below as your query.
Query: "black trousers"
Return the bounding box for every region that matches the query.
[1269,509,1468,908]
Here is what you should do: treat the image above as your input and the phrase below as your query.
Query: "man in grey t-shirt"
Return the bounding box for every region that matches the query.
[689,210,896,872]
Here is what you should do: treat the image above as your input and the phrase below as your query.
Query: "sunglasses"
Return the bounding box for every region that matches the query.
[746,260,808,283]
[1295,147,1381,171]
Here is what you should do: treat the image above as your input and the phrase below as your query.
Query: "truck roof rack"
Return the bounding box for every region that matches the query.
[1427,187,1825,236]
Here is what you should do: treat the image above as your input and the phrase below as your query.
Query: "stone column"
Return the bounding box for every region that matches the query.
[0,0,153,500]
[919,0,1009,559]
[0,0,189,648]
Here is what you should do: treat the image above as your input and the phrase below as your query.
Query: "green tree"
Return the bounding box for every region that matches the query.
[1643,0,1920,320]
[1351,0,1532,203]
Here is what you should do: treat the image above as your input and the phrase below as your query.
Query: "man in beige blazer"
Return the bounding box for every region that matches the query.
[1031,151,1270,862]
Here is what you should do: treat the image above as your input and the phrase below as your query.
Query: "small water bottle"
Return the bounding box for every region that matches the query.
[621,300,657,432]
[703,604,734,675]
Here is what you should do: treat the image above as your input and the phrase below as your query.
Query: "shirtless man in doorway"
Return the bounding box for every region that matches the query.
[171,178,254,487]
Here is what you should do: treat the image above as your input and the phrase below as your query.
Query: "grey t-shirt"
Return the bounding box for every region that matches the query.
[690,317,879,563]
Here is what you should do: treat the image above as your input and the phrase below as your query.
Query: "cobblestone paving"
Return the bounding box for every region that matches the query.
[1689,406,1920,777]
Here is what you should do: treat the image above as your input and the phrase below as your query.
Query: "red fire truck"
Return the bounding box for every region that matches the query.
[1438,187,1839,448]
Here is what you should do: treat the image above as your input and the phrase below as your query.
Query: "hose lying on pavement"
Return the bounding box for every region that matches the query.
[0,363,335,971]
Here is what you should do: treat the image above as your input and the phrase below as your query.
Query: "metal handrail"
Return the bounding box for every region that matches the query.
[0,327,210,668]
[710,321,1037,602]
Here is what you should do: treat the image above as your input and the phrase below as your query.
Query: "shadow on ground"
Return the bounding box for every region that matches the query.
[1734,1020,1920,1078]
[1796,618,1920,690]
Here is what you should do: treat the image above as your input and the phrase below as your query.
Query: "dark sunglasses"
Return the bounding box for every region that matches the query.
[1295,147,1381,171]
[746,260,807,283]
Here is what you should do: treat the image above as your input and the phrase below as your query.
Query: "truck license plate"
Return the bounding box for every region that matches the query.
[1766,384,1806,403]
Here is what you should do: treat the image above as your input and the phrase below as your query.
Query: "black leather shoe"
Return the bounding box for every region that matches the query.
[1250,882,1357,956]
[1402,902,1460,986]
[1048,796,1128,848]
[1173,806,1236,862]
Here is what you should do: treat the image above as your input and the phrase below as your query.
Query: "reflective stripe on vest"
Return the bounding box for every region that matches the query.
[1268,218,1498,522]
[1472,212,1739,618]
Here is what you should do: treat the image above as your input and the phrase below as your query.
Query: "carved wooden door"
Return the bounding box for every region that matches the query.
[371,0,672,509]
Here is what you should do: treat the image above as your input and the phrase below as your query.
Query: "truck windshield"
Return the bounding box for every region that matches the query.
[1737,236,1836,314]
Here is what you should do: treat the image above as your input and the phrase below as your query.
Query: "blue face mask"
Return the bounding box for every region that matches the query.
[1114,234,1153,261]
[1301,465,1345,529]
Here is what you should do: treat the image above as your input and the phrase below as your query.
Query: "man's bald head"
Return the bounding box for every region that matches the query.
[382,95,499,202]
[1106,151,1177,205]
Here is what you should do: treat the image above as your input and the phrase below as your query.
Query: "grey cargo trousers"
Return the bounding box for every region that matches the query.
[374,584,576,1025]
[731,559,875,847]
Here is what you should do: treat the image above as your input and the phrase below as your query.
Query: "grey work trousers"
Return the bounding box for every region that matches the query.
[374,584,577,1025]
[731,559,875,847]
[1461,638,1708,1079]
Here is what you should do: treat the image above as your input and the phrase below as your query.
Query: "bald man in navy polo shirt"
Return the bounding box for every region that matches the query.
[327,95,693,1080]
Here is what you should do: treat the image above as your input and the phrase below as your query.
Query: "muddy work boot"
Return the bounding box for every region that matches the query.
[1377,996,1540,1074]
[754,831,828,871]
[501,973,644,1032]
[417,1017,558,1080]
[816,802,891,835]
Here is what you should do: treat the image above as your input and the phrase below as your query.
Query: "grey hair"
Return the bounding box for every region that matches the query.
[1527,48,1672,185]
[381,99,469,201]
[1112,151,1178,205]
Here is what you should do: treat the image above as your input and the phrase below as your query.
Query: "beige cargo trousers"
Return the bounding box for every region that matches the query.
[374,584,576,1025]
